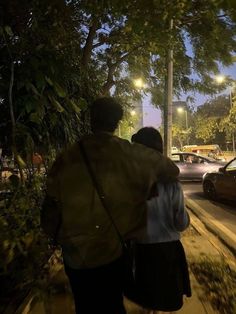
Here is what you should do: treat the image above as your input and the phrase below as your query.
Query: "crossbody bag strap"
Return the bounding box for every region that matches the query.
[79,141,125,248]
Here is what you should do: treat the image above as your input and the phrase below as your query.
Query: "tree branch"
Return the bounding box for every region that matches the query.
[180,13,227,26]
[101,53,132,95]
[101,47,142,95]
[92,42,105,49]
[81,18,99,68]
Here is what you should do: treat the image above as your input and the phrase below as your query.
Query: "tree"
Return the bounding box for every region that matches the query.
[219,90,236,149]
[172,123,190,148]
[0,0,88,165]
[1,0,236,160]
[193,95,231,147]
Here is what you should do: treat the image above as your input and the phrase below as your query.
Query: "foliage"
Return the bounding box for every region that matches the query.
[118,105,143,140]
[172,123,191,148]
[192,95,231,146]
[0,0,88,159]
[190,257,236,314]
[219,90,236,140]
[1,1,236,158]
[0,176,53,312]
[195,116,219,143]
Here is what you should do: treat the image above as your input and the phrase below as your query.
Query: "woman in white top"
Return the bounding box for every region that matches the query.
[125,127,191,314]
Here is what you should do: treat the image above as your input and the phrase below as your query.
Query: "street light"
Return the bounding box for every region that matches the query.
[133,78,145,89]
[215,75,225,84]
[177,107,188,130]
[130,110,136,116]
[215,75,235,155]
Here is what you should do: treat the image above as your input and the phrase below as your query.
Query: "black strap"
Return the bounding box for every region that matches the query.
[79,141,126,248]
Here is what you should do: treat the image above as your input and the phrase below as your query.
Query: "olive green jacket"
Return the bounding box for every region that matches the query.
[41,132,179,269]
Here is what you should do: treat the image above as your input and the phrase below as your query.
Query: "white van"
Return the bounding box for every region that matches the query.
[171,146,179,153]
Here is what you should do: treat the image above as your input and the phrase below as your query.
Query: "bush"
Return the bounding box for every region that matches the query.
[0,175,53,312]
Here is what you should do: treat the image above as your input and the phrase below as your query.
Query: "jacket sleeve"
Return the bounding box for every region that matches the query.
[131,143,180,181]
[172,182,190,231]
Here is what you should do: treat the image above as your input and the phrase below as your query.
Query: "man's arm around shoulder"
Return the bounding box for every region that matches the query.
[132,143,179,179]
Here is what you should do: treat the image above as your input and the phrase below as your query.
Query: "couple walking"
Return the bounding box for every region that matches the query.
[41,97,191,314]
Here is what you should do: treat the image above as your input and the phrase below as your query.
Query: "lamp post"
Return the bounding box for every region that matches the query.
[229,87,236,155]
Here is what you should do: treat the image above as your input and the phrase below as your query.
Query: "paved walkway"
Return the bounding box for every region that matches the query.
[28,268,213,314]
[27,218,219,314]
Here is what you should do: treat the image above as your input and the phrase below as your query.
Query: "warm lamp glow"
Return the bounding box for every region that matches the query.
[133,78,144,88]
[215,75,225,84]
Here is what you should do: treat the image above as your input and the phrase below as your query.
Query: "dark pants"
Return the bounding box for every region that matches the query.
[64,256,127,314]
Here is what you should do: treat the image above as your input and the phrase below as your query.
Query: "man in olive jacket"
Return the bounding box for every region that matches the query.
[41,97,179,314]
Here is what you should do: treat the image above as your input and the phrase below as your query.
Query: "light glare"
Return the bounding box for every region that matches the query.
[133,78,144,88]
[215,75,225,84]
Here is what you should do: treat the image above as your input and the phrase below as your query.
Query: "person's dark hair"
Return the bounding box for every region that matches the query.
[90,97,123,132]
[131,127,163,153]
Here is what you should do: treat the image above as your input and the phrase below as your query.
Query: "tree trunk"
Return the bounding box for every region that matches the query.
[8,62,24,182]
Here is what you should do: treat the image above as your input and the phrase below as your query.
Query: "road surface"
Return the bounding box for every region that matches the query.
[181,181,236,252]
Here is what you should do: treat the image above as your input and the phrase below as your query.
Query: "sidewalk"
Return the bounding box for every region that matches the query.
[124,218,217,314]
[26,212,220,314]
[28,266,214,314]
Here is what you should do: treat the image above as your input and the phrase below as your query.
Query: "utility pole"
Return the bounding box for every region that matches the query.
[164,19,173,157]
[229,89,236,155]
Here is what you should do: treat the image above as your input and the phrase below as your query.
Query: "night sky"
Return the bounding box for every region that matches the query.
[143,63,236,128]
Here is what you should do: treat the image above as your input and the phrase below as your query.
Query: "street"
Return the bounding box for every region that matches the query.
[182,182,236,247]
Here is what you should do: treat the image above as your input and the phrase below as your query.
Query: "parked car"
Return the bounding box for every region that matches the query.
[202,157,236,201]
[171,152,226,181]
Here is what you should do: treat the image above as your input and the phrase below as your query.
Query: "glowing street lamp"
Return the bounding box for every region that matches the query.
[130,110,136,116]
[133,78,144,89]
[215,75,225,84]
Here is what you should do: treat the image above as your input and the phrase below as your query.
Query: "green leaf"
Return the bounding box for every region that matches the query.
[4,25,13,36]
[48,95,64,112]
[29,112,40,123]
[29,83,40,96]
[25,101,34,114]
[16,154,26,168]
[45,76,53,86]
[25,82,40,96]
[68,99,81,113]
[54,83,66,98]
[79,98,88,110]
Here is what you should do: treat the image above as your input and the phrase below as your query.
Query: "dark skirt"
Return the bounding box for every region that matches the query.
[124,240,191,311]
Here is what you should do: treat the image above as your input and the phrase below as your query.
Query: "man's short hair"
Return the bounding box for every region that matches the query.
[90,97,124,132]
